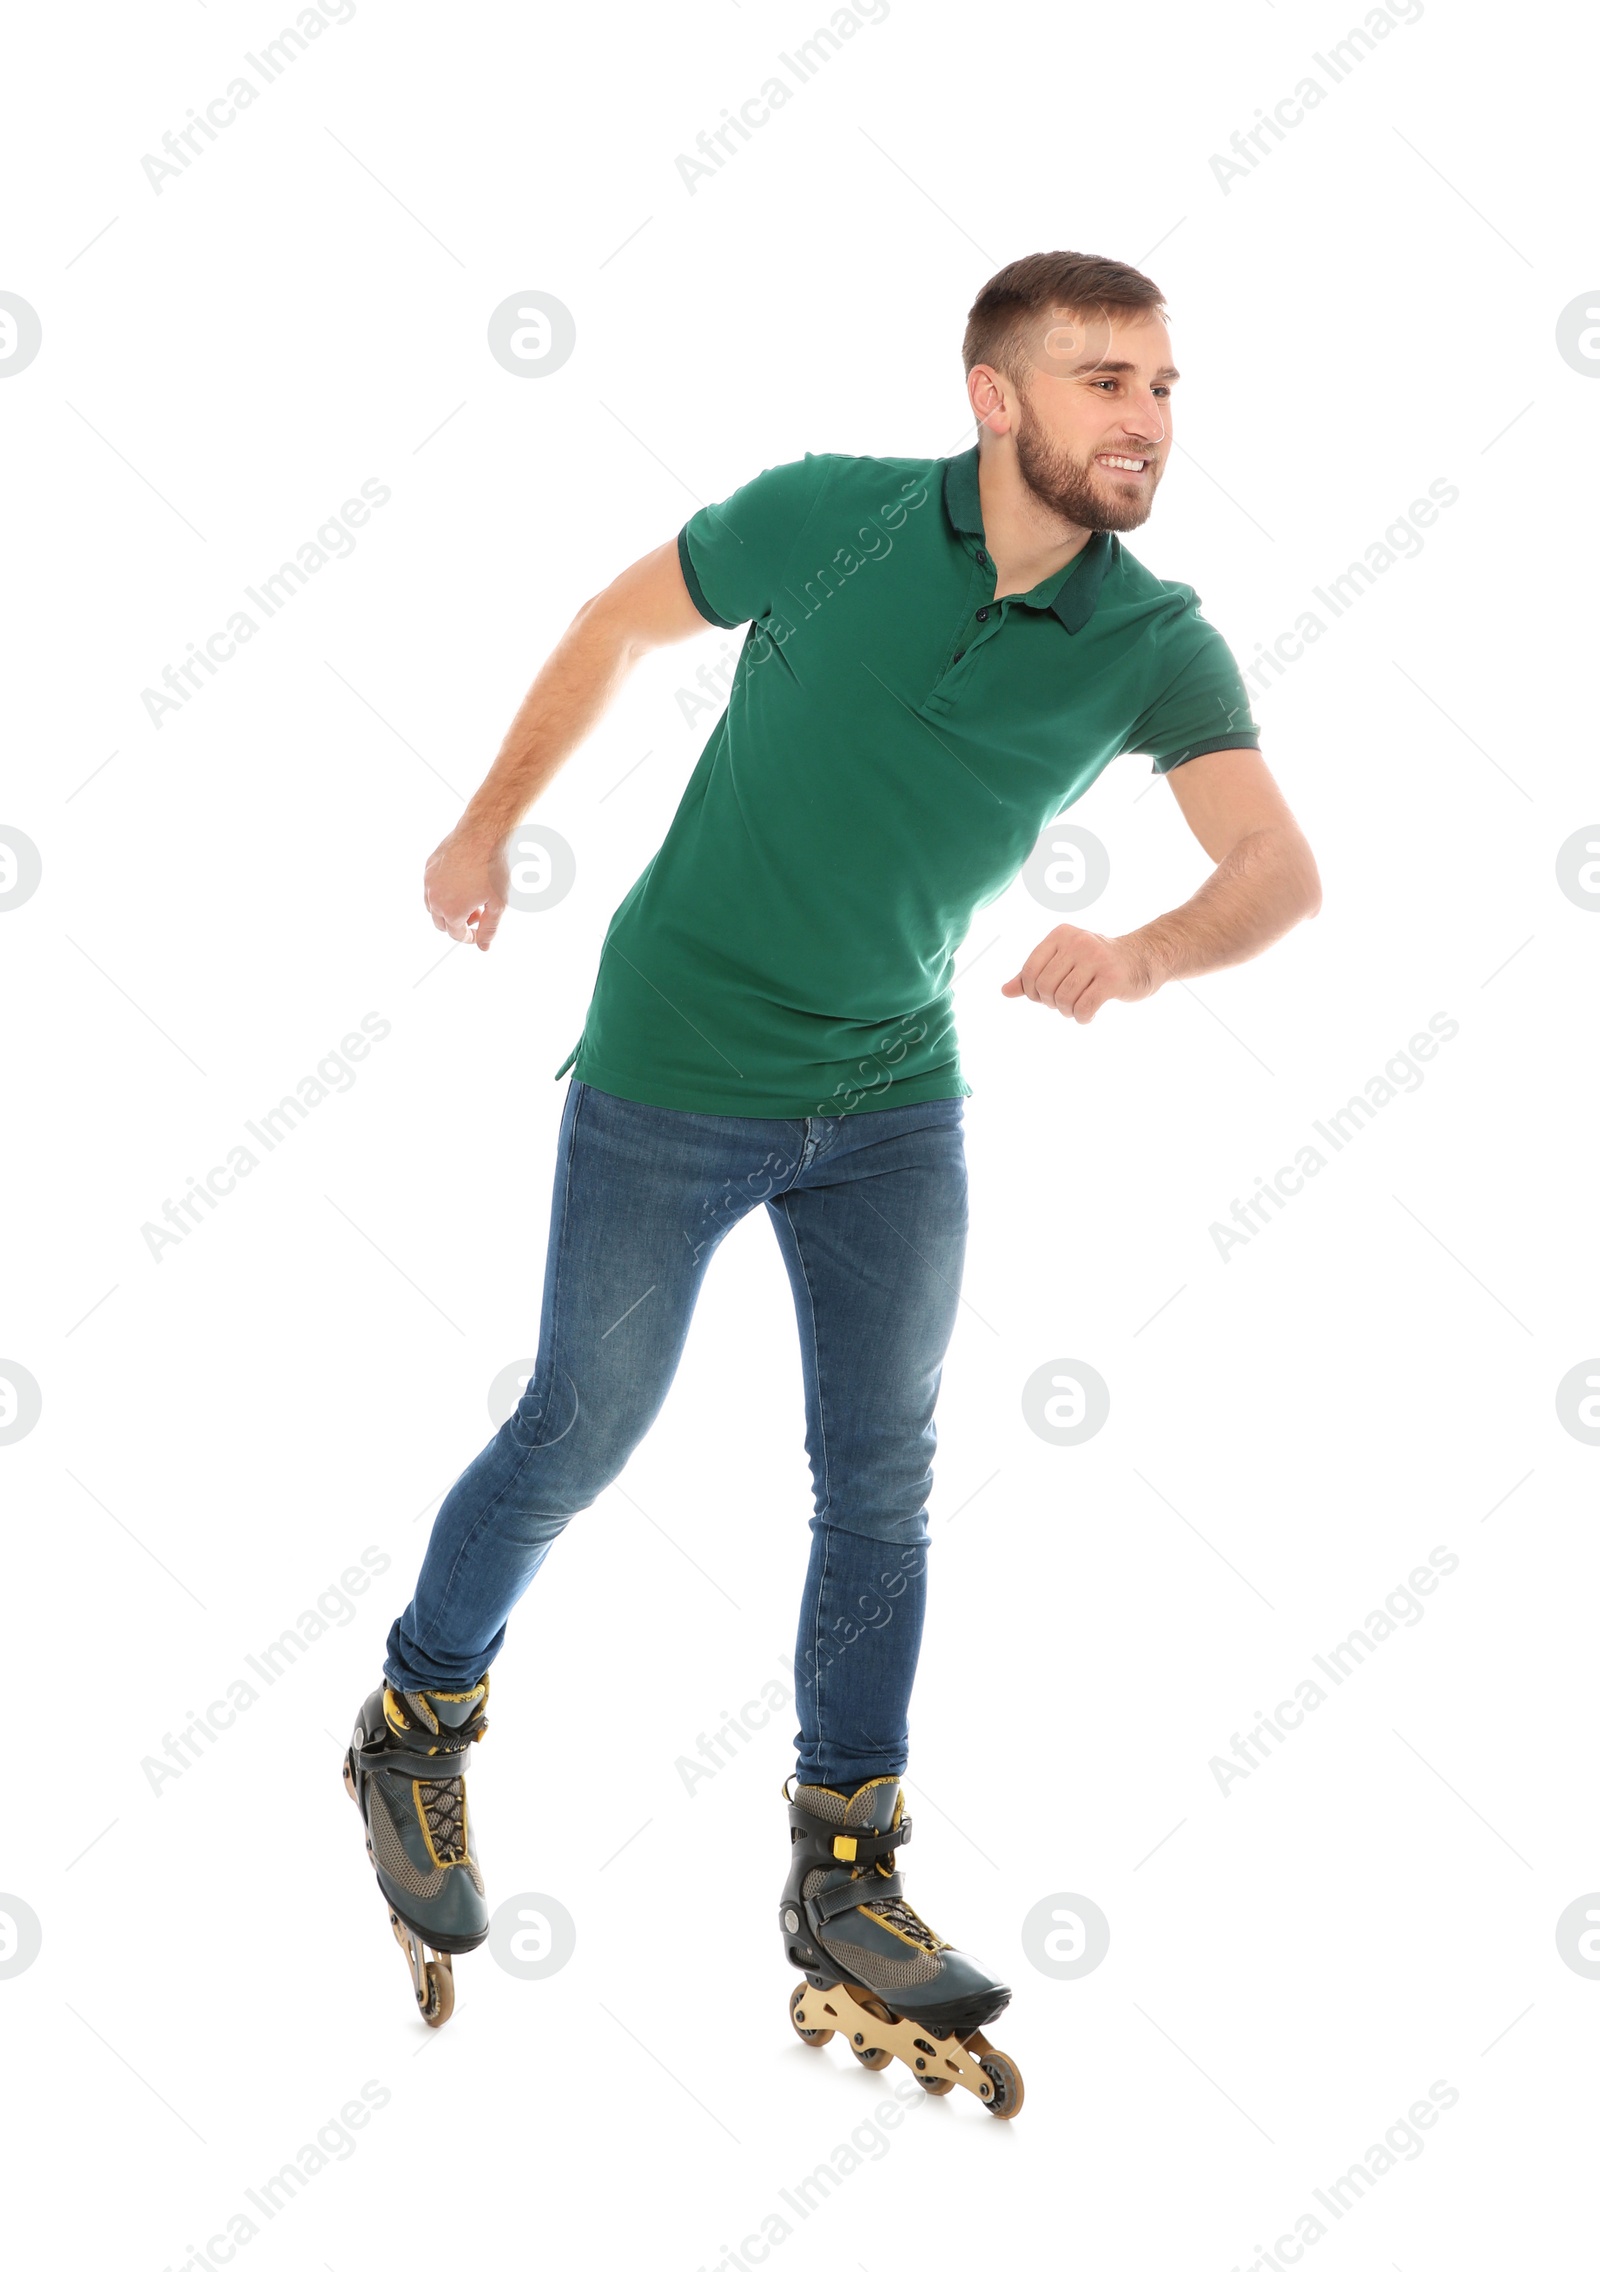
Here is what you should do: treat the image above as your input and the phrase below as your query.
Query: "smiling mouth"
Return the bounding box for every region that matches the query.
[1096,454,1151,475]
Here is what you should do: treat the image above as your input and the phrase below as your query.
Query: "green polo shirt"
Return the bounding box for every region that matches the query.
[555,445,1260,1117]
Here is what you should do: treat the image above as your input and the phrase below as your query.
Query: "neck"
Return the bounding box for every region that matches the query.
[976,436,1095,599]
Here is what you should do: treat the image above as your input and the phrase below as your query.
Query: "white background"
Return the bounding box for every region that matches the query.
[2,1,1595,2266]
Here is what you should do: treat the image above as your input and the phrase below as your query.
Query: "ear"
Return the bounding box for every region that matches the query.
[966,361,1015,438]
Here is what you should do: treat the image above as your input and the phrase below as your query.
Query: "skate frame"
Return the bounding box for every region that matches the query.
[388,1908,454,2023]
[792,1981,1004,2105]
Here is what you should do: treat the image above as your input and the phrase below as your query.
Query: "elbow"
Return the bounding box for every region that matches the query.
[1297,847,1323,922]
[1267,822,1321,922]
[1234,822,1322,922]
[570,585,641,663]
[571,588,613,630]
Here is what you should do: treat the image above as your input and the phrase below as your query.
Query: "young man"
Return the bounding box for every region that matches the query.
[344,251,1320,2103]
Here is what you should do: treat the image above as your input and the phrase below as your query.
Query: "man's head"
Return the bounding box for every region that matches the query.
[963,251,1174,534]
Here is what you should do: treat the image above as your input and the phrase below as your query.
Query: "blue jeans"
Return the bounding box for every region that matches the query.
[385,1078,969,1785]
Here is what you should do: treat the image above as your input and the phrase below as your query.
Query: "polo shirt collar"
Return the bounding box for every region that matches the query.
[941,445,1113,634]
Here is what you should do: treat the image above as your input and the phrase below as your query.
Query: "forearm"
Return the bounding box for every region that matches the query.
[1124,824,1321,989]
[459,597,640,844]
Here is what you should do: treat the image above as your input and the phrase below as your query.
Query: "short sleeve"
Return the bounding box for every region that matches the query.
[677,456,826,630]
[1121,606,1262,774]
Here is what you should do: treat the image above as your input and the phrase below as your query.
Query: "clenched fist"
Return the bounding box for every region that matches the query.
[1001,923,1160,1025]
[423,826,510,952]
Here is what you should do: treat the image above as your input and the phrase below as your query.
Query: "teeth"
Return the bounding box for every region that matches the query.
[1099,455,1147,471]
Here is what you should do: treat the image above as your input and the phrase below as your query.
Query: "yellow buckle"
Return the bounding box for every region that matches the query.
[832,1834,857,1862]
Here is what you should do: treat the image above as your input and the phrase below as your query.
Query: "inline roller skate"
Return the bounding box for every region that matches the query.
[778,1773,1023,2116]
[343,1677,491,2026]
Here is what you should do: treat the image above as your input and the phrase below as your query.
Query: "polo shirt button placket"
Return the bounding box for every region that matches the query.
[947,543,996,680]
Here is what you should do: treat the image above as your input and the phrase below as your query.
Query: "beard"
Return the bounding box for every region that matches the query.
[1013,393,1160,534]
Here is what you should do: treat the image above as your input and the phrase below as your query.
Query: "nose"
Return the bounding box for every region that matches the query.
[1120,392,1167,445]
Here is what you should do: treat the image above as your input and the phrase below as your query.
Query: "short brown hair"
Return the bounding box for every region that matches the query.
[962,251,1166,393]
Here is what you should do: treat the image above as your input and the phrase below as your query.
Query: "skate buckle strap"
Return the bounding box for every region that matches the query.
[361,1735,478,1782]
[789,1807,912,1869]
[811,1868,906,1924]
[831,1815,910,1865]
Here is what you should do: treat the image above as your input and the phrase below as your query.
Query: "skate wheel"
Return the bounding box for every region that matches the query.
[420,1959,455,2028]
[788,1984,833,2047]
[976,2049,1024,2118]
[850,2041,893,2071]
[915,2073,956,2095]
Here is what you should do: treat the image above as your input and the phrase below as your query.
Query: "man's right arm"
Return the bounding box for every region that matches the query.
[423,538,711,949]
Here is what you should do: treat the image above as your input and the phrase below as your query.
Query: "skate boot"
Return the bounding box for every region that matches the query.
[343,1677,491,2027]
[779,1773,1023,2116]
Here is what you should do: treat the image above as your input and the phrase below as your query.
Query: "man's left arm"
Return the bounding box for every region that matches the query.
[1001,748,1321,1024]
